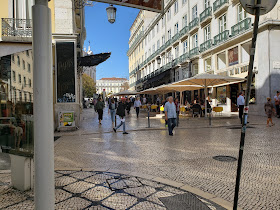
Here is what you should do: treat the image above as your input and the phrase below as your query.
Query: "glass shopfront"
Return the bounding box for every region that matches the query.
[0,52,33,154]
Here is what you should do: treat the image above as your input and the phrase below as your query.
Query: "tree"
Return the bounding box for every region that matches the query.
[82,73,96,97]
[120,82,129,91]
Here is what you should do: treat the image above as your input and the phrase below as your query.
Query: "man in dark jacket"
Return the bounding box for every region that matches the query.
[113,98,128,134]
[94,98,104,125]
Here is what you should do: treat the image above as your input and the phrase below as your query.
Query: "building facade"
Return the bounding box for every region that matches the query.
[128,0,280,114]
[96,78,128,95]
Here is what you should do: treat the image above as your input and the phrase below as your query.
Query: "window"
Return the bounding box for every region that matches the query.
[162,35,165,45]
[12,71,16,82]
[24,92,27,102]
[162,55,166,65]
[219,14,227,32]
[152,62,155,71]
[167,9,171,21]
[174,23,179,34]
[175,46,179,58]
[162,15,165,28]
[156,23,159,33]
[204,25,211,41]
[192,33,198,48]
[174,1,178,14]
[157,40,160,50]
[12,55,15,62]
[238,4,247,22]
[152,27,155,38]
[24,77,26,87]
[182,0,187,5]
[145,52,147,60]
[192,5,197,20]
[168,30,172,40]
[152,44,155,53]
[17,55,20,66]
[18,74,22,83]
[204,0,210,9]
[26,50,29,56]
[23,60,25,70]
[183,40,188,53]
[182,14,188,28]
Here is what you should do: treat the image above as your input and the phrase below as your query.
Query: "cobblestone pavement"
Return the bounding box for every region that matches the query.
[0,170,225,209]
[53,108,280,209]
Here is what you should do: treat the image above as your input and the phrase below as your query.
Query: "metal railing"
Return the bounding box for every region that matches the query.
[213,30,229,45]
[127,31,144,55]
[231,18,252,37]
[189,47,199,58]
[179,25,189,37]
[200,39,212,52]
[189,17,199,32]
[179,52,189,63]
[213,0,229,13]
[1,18,32,38]
[200,7,212,23]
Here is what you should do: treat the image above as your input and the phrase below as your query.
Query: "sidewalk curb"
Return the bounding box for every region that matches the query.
[55,167,242,210]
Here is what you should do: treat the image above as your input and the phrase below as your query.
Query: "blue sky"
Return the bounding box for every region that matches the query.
[85,3,139,80]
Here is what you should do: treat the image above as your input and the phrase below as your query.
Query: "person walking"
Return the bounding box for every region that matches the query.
[264,98,276,127]
[134,97,142,118]
[113,98,128,134]
[126,98,131,115]
[108,98,117,126]
[164,96,177,136]
[142,96,147,104]
[174,98,180,126]
[94,98,104,125]
[274,91,280,118]
[237,92,245,124]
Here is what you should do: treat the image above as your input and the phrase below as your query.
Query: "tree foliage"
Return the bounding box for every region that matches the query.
[82,73,96,97]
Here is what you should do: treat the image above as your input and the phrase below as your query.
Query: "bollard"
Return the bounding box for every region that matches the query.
[147,107,150,128]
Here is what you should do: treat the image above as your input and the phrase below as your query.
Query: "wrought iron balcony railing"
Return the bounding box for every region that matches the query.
[200,7,212,23]
[189,17,199,32]
[2,18,32,38]
[127,31,144,55]
[189,47,199,58]
[200,39,212,52]
[213,30,229,45]
[213,0,229,13]
[179,52,189,63]
[179,25,189,37]
[231,18,251,37]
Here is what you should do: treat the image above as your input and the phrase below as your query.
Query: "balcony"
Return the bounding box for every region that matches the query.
[1,18,32,42]
[189,17,199,34]
[189,47,199,58]
[179,25,189,39]
[213,30,229,45]
[231,18,251,37]
[200,40,212,53]
[127,31,144,55]
[200,7,212,26]
[179,52,189,64]
[213,0,229,16]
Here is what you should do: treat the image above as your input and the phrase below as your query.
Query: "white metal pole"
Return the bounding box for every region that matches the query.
[32,0,55,209]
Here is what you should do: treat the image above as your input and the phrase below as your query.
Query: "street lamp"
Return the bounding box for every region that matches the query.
[156,56,161,65]
[106,5,117,24]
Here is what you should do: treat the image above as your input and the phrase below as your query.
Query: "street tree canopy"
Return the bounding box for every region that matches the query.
[82,73,96,97]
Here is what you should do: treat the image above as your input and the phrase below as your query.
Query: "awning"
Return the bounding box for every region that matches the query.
[78,52,111,66]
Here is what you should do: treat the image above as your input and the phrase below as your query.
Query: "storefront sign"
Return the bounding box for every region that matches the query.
[228,47,238,66]
[58,111,75,127]
[93,0,163,13]
[56,42,76,103]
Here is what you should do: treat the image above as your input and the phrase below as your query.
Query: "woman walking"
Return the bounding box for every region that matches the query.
[264,97,275,127]
[94,98,104,125]
[109,98,117,126]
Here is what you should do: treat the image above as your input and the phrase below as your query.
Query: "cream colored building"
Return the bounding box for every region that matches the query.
[11,50,33,103]
[96,78,128,95]
[128,0,280,114]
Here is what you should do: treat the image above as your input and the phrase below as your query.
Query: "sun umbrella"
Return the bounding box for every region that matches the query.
[173,73,245,117]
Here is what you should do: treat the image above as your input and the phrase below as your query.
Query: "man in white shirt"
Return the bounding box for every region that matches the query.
[164,96,177,136]
[134,97,142,118]
[237,92,245,124]
[274,91,280,118]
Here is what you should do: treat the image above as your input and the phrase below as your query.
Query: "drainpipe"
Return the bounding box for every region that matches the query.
[32,0,54,209]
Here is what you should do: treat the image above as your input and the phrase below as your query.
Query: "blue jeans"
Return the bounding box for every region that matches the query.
[116,120,126,132]
[167,118,176,135]
[110,110,116,123]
